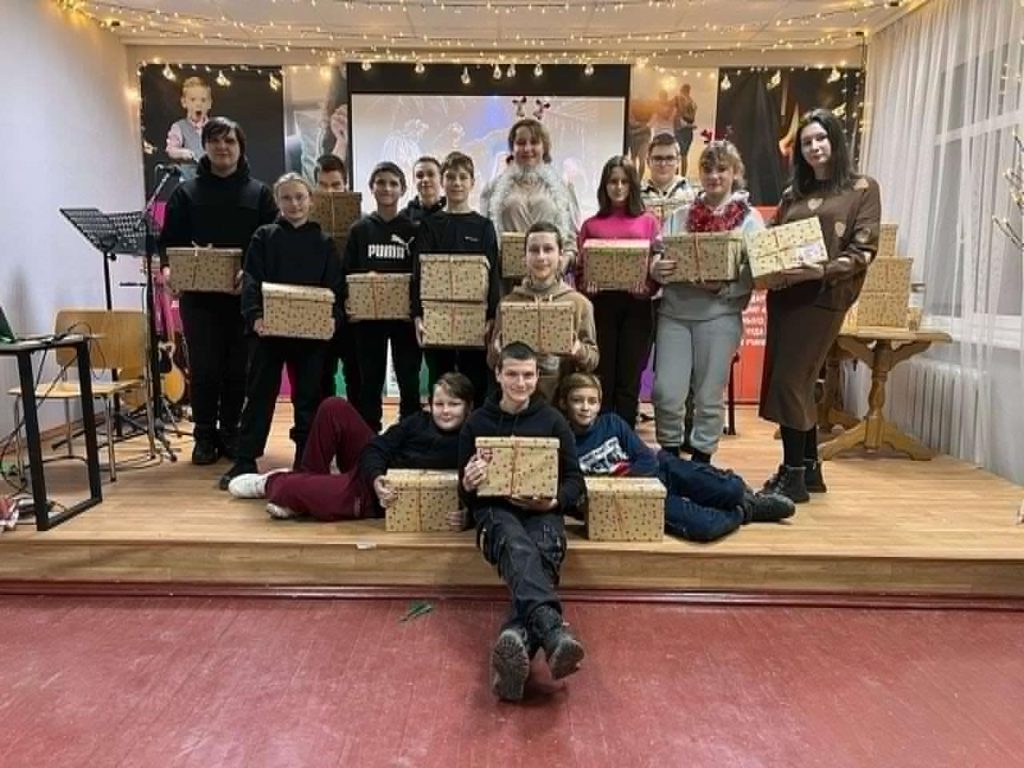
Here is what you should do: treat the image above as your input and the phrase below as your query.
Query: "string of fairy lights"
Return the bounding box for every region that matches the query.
[56,0,911,68]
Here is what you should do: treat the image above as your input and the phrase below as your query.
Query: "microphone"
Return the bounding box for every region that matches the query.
[155,163,184,176]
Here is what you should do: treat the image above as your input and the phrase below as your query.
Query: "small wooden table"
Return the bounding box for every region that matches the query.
[819,327,952,461]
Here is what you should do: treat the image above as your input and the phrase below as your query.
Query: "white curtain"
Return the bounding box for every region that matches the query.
[860,0,1024,481]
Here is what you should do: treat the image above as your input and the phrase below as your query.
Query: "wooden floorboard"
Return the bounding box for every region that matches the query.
[2,405,1023,595]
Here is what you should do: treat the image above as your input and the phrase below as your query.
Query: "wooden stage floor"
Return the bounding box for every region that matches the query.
[2,405,1023,599]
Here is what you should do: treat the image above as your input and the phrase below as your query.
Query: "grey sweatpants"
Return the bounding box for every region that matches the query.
[652,312,743,454]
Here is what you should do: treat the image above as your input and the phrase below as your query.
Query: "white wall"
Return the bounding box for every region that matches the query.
[0,1,144,436]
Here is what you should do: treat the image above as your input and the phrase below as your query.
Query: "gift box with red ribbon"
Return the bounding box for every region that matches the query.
[262,282,335,340]
[309,190,362,237]
[346,273,411,321]
[420,254,489,302]
[661,232,743,283]
[584,476,665,542]
[475,436,560,498]
[167,246,242,293]
[385,470,460,532]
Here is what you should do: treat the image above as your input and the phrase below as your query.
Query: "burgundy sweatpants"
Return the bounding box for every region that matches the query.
[264,397,376,521]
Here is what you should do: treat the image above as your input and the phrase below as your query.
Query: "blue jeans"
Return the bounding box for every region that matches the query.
[657,450,745,542]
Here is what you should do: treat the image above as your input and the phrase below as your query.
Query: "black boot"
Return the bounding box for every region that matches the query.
[219,459,258,491]
[490,626,531,702]
[191,438,220,466]
[690,449,712,465]
[217,429,239,461]
[529,605,585,681]
[762,465,810,504]
[804,459,828,493]
[741,489,796,523]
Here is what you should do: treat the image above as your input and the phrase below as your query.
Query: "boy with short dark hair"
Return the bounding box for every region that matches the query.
[342,161,421,432]
[458,342,586,702]
[314,154,348,192]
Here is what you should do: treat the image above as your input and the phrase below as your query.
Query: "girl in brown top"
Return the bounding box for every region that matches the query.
[760,108,881,503]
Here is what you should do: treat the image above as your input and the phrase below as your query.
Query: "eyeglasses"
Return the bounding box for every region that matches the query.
[649,155,679,164]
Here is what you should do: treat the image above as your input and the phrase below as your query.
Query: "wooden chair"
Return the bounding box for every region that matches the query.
[8,309,156,482]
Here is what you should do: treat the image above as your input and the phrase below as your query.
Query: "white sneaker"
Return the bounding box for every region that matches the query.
[266,502,299,519]
[228,469,289,499]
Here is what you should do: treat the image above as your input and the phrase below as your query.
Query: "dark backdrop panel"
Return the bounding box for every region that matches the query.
[140,64,286,194]
[715,68,863,207]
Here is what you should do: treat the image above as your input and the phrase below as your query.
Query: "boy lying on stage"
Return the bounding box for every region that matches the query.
[458,342,586,702]
[558,372,794,542]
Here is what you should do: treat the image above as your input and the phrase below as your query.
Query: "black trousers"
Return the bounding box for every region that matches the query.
[354,320,422,432]
[236,337,327,462]
[178,293,248,444]
[423,348,493,408]
[321,323,362,406]
[592,291,654,429]
[475,505,566,631]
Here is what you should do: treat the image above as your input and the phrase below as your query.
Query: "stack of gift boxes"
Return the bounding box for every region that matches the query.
[745,217,829,288]
[842,223,915,332]
[419,254,490,347]
[309,190,362,260]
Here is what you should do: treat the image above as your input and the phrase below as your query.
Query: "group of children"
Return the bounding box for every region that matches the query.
[162,107,880,702]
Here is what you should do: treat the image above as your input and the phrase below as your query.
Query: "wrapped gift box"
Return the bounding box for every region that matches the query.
[346,273,411,321]
[167,247,242,293]
[581,239,650,291]
[853,292,910,328]
[423,301,487,347]
[862,257,912,294]
[584,477,666,542]
[647,200,685,225]
[500,232,527,279]
[499,300,575,356]
[384,469,460,532]
[420,254,489,302]
[475,436,560,498]
[878,223,898,259]
[662,232,743,283]
[262,282,335,340]
[310,191,362,236]
[747,218,828,283]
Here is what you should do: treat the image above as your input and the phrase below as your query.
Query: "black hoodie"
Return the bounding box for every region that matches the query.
[457,393,584,515]
[240,218,343,331]
[400,196,446,224]
[359,410,462,485]
[159,156,277,267]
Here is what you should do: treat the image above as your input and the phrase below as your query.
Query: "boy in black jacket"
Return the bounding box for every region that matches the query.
[159,117,277,466]
[343,161,421,432]
[220,173,342,489]
[458,342,586,702]
[413,151,501,407]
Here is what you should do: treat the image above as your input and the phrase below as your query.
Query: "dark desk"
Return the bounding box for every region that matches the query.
[1,335,102,530]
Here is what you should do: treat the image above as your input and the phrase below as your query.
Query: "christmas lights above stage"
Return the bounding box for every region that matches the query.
[56,0,920,63]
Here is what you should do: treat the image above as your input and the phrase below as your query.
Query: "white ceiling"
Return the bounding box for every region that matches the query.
[71,0,927,61]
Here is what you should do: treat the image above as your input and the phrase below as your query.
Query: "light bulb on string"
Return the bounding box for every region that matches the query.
[162,63,176,81]
[533,62,543,77]
[361,60,373,71]
[215,69,231,87]
[827,67,841,83]
[720,73,732,91]
[460,66,471,85]
[268,72,281,91]
[493,63,502,79]
[414,61,426,74]
[583,62,594,76]
[506,63,516,77]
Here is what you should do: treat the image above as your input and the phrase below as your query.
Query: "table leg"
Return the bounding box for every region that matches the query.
[76,340,103,503]
[15,352,50,530]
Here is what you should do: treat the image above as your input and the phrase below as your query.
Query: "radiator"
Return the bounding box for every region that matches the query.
[885,359,983,463]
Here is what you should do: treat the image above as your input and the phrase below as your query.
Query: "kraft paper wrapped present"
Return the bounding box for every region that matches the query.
[746,218,828,284]
[581,239,651,291]
[851,293,910,328]
[861,257,912,294]
[310,191,362,236]
[261,282,335,340]
[422,301,487,347]
[346,273,411,321]
[167,247,242,293]
[384,469,460,532]
[420,254,489,302]
[584,477,666,542]
[661,232,743,283]
[878,223,898,259]
[499,232,527,279]
[475,436,560,498]
[499,300,576,356]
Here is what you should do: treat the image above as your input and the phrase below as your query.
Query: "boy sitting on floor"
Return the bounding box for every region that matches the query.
[559,372,794,542]
[458,342,586,702]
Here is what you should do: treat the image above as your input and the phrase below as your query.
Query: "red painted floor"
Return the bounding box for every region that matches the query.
[0,597,1021,767]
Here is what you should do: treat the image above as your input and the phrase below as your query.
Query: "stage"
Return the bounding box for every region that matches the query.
[2,405,1023,601]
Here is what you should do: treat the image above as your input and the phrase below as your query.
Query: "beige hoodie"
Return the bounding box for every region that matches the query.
[489,278,599,404]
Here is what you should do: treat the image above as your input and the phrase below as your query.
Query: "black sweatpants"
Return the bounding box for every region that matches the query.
[178,292,248,444]
[592,291,654,429]
[423,348,493,408]
[474,505,567,632]
[354,320,422,432]
[321,323,362,406]
[236,336,327,463]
